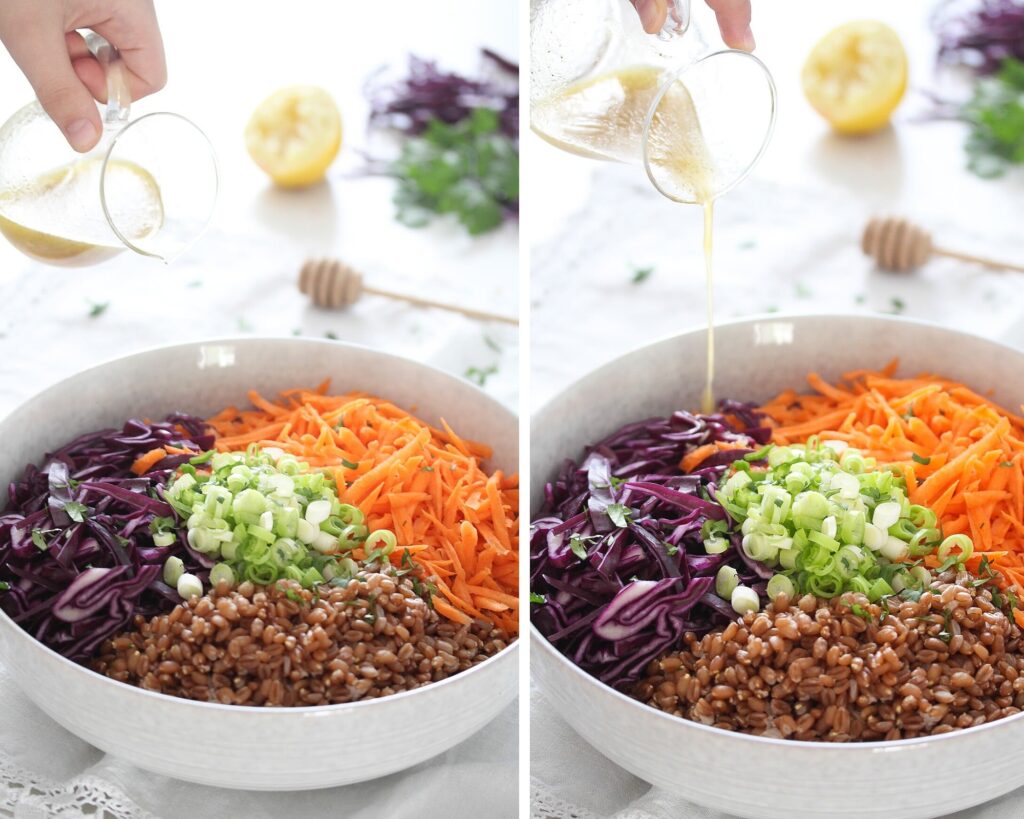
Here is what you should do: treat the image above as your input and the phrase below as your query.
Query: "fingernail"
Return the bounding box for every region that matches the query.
[635,0,661,34]
[65,118,98,151]
[738,26,756,52]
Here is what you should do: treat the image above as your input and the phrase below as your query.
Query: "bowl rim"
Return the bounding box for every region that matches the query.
[0,335,520,714]
[530,312,1024,751]
[531,310,1023,424]
[0,333,515,423]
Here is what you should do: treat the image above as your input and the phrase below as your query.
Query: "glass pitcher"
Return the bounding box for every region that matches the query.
[531,0,776,204]
[0,32,218,266]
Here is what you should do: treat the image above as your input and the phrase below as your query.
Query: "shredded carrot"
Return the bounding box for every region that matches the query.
[205,386,519,635]
[759,361,1024,603]
[680,441,747,473]
[131,447,168,476]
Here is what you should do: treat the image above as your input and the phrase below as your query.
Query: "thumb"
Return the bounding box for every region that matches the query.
[7,28,102,151]
[631,0,668,35]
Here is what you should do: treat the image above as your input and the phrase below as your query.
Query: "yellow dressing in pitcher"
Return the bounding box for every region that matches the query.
[532,65,668,162]
[0,158,164,266]
[535,65,720,413]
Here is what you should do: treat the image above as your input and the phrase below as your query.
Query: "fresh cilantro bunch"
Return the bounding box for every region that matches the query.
[390,107,518,235]
[962,57,1024,177]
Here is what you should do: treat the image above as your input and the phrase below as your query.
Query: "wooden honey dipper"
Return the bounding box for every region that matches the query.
[862,216,1024,274]
[298,259,518,325]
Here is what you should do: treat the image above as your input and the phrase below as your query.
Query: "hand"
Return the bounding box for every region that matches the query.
[631,0,755,51]
[0,0,166,152]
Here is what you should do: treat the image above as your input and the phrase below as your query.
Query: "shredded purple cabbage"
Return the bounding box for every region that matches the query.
[936,0,1024,74]
[531,401,770,691]
[367,50,519,141]
[0,416,214,662]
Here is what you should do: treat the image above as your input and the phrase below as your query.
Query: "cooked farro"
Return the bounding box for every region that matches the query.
[635,571,1024,741]
[94,575,508,706]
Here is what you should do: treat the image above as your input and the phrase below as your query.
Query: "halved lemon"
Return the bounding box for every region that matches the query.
[801,21,908,135]
[245,86,342,188]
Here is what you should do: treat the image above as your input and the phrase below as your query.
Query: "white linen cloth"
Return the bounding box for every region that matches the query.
[0,660,517,819]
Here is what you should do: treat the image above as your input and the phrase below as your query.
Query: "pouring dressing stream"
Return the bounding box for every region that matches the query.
[533,63,721,412]
[531,0,774,415]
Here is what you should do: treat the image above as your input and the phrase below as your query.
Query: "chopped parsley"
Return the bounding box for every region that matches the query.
[31,529,60,551]
[606,503,632,528]
[390,107,518,236]
[938,608,954,643]
[961,58,1024,178]
[88,301,109,318]
[846,602,872,619]
[569,535,589,560]
[631,265,654,284]
[465,365,498,387]
[63,501,89,522]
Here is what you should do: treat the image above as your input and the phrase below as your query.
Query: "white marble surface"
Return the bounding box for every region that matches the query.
[529,1,1024,817]
[0,3,518,817]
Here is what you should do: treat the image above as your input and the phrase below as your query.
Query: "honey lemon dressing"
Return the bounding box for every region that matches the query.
[533,65,719,412]
[0,158,164,265]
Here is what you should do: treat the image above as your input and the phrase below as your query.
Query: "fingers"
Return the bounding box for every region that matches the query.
[631,0,669,35]
[89,0,167,101]
[66,32,107,103]
[705,0,755,51]
[2,20,101,151]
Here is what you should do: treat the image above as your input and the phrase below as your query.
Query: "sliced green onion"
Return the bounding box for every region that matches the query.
[163,556,185,586]
[164,446,397,589]
[704,536,730,554]
[766,574,795,600]
[937,533,974,564]
[210,563,235,586]
[153,531,176,548]
[731,584,760,614]
[908,504,937,529]
[910,565,932,586]
[365,529,398,554]
[716,565,740,599]
[177,573,203,599]
[715,439,960,604]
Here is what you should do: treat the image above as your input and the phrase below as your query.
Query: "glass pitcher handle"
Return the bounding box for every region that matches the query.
[659,0,691,39]
[83,31,131,127]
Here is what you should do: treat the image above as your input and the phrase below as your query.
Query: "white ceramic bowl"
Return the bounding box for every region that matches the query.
[531,315,1024,819]
[0,338,518,790]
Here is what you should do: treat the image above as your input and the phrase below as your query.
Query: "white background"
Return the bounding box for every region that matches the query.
[0,2,519,818]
